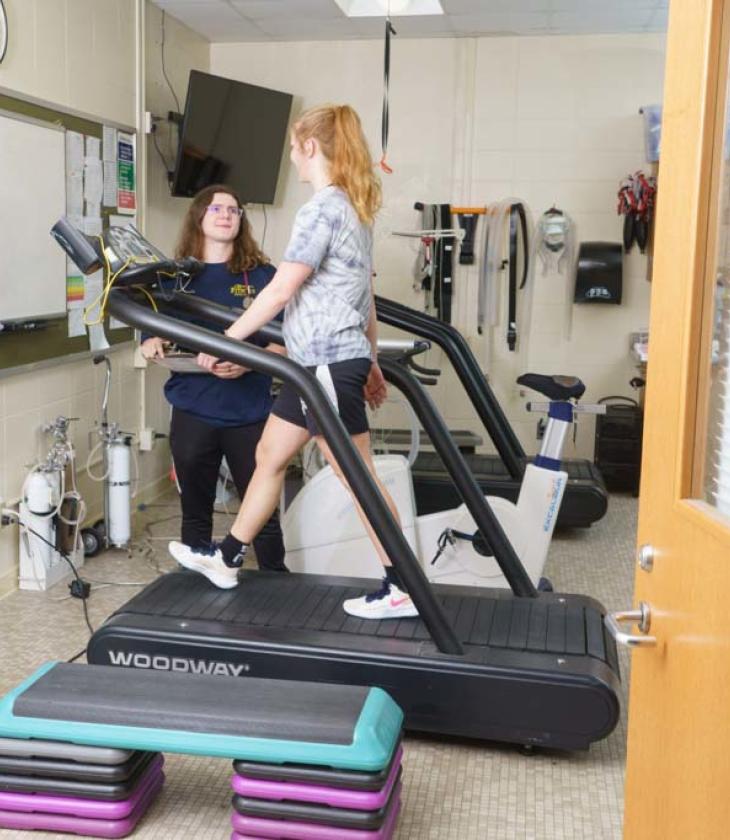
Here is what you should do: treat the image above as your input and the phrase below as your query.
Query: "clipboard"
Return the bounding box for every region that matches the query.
[151,352,206,373]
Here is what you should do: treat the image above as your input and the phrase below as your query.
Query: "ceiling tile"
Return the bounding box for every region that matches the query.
[159,2,268,40]
[354,17,394,37]
[230,0,343,21]
[451,12,551,36]
[255,17,364,40]
[551,9,655,35]
[648,7,669,30]
[551,0,658,10]
[442,0,550,12]
[394,16,458,36]
[148,0,670,41]
[154,0,222,6]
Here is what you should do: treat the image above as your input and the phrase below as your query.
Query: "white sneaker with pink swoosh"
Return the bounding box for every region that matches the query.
[342,578,419,620]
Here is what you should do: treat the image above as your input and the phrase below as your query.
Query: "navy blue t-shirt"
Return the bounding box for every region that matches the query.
[157,262,278,428]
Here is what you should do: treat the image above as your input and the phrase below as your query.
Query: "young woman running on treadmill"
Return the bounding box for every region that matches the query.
[168,103,418,620]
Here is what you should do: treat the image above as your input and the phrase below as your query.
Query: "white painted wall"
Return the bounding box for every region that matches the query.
[0,0,208,596]
[141,2,210,463]
[211,32,665,460]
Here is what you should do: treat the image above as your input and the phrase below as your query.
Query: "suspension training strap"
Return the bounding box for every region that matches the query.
[457,213,477,265]
[507,202,529,351]
[434,204,454,324]
[380,18,396,174]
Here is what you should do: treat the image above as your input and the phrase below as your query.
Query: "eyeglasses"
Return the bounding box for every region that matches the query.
[206,204,244,218]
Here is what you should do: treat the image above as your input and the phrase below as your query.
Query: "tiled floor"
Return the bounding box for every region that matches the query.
[0,489,636,839]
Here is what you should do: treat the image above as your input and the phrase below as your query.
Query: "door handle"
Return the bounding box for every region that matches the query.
[605,602,656,647]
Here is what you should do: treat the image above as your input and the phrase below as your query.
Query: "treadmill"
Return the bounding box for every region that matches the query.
[375,297,608,527]
[52,221,620,751]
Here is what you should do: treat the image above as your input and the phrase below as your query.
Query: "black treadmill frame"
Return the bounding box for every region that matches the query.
[93,281,620,750]
[375,296,608,527]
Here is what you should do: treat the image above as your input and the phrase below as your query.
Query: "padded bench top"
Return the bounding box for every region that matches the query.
[0,663,402,771]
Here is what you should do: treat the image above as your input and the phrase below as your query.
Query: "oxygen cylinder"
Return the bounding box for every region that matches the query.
[21,469,60,574]
[106,437,131,547]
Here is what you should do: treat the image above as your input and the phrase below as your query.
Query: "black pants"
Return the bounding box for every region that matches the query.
[169,407,287,571]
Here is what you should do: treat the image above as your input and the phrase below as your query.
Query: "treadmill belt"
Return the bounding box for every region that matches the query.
[413,451,597,481]
[410,451,608,526]
[123,573,608,663]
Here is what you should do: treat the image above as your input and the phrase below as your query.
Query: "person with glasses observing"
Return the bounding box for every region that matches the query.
[140,183,287,572]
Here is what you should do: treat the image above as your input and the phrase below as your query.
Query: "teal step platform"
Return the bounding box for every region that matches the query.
[0,663,402,772]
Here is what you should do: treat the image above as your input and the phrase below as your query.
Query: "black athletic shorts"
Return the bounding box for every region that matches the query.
[271,357,372,437]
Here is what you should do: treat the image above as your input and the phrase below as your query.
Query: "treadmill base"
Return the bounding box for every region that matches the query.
[88,571,621,752]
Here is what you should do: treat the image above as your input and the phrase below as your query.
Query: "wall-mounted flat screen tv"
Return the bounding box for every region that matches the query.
[171,70,293,204]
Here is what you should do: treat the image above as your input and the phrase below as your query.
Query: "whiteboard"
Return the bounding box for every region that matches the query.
[0,110,67,322]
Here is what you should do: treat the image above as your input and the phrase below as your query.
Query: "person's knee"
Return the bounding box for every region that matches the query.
[255,437,288,474]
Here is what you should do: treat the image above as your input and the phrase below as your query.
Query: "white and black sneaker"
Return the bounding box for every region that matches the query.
[168,541,240,590]
[343,577,419,620]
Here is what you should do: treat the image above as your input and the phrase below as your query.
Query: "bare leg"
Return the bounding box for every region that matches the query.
[314,431,401,568]
[230,415,310,544]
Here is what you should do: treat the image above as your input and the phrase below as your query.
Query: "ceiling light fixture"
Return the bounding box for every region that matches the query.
[333,0,444,18]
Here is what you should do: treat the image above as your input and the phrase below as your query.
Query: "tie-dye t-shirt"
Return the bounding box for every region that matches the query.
[282,185,373,366]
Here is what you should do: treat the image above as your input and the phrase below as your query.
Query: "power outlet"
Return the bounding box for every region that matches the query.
[1,501,18,527]
[139,428,155,451]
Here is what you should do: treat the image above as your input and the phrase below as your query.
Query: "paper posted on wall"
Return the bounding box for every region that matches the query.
[117,131,136,214]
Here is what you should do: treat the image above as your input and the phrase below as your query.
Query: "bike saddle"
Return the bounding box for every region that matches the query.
[516,373,585,401]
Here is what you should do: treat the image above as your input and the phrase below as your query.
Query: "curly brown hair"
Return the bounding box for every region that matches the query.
[175,184,268,272]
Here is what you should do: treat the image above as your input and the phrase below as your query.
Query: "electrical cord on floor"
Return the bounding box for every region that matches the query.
[67,648,87,663]
[8,514,95,637]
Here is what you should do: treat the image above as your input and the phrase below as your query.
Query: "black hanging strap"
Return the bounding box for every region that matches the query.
[380,18,396,174]
[507,202,529,351]
[457,214,477,265]
[434,204,454,324]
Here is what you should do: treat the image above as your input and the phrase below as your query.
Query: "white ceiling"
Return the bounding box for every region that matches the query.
[150,0,670,43]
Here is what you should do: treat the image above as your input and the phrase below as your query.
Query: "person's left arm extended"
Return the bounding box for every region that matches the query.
[197,262,311,371]
[364,286,388,410]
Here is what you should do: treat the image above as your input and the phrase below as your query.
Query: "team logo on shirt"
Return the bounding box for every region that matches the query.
[230,284,256,308]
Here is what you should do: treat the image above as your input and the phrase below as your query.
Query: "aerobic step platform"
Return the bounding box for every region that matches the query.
[231,746,403,810]
[0,771,164,839]
[233,739,403,790]
[0,756,163,818]
[0,662,403,771]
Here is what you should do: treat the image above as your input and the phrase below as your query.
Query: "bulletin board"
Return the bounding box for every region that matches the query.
[0,89,136,374]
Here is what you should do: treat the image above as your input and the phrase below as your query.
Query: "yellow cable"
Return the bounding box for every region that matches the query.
[84,236,167,325]
[132,285,159,311]
[82,237,114,326]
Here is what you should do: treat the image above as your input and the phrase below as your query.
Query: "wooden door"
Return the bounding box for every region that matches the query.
[621,1,730,837]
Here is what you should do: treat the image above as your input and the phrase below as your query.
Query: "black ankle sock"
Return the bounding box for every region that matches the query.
[384,566,405,591]
[221,533,248,568]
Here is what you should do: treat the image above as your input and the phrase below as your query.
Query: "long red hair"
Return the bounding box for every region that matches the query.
[292,105,381,225]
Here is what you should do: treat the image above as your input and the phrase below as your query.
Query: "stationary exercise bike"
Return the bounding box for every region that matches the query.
[282,355,604,590]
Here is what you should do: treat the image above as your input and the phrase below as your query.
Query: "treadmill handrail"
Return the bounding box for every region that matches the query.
[374,296,526,478]
[163,290,526,479]
[379,357,537,598]
[109,288,464,656]
[159,289,536,596]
